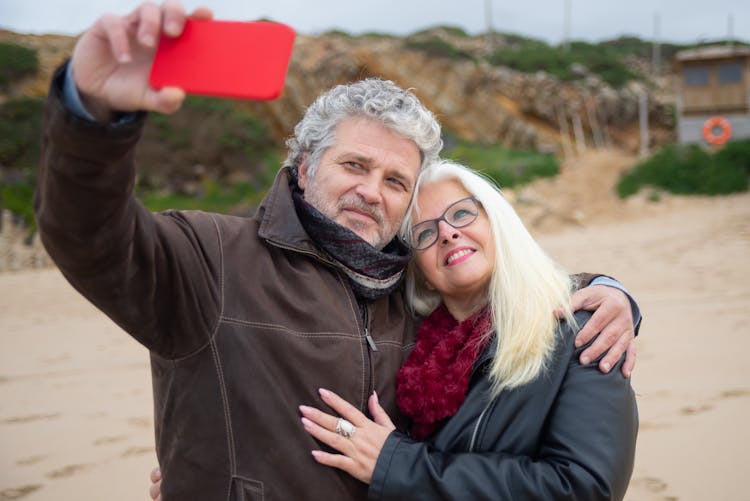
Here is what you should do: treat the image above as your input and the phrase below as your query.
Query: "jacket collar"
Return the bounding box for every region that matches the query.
[257,166,331,261]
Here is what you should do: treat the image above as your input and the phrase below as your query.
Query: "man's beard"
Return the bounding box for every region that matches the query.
[303,188,392,249]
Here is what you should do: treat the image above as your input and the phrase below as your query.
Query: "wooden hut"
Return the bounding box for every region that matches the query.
[674,45,750,145]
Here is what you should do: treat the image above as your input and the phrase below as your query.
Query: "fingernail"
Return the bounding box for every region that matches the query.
[311,450,322,458]
[166,22,180,36]
[318,388,331,397]
[118,52,131,64]
[574,338,582,347]
[140,33,155,47]
[301,417,312,428]
[602,362,611,372]
[580,356,590,365]
[299,405,310,413]
[624,371,631,378]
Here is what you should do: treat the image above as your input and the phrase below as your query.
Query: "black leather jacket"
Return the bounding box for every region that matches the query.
[369,311,638,500]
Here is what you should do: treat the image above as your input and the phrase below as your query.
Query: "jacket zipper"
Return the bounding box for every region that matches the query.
[362,306,376,405]
[267,240,376,410]
[469,399,493,452]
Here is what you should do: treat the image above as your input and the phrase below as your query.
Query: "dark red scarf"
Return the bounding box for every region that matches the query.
[396,304,493,440]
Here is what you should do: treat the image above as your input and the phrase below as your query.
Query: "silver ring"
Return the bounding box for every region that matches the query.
[335,418,356,438]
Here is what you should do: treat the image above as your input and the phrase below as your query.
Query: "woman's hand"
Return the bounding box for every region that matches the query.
[149,466,161,501]
[299,388,395,484]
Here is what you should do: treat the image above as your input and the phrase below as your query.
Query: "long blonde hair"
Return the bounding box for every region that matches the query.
[401,160,577,397]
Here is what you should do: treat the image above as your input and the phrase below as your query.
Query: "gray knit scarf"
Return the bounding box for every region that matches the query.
[292,186,411,300]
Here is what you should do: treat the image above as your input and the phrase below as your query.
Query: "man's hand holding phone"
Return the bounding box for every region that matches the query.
[70,1,294,123]
[71,1,211,121]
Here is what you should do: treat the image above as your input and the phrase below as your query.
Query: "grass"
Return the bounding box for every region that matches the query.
[137,179,269,214]
[444,140,559,188]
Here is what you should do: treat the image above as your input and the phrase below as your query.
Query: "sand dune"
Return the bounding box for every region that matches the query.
[1,165,749,499]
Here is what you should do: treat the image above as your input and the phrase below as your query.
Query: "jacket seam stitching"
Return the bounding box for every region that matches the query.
[209,213,226,343]
[211,338,237,484]
[220,318,358,336]
[220,317,407,346]
[207,214,236,495]
[151,212,225,363]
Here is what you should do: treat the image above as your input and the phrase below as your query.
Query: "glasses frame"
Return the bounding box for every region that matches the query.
[408,196,479,250]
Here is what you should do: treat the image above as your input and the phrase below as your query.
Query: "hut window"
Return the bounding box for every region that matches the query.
[683,66,710,86]
[717,62,743,84]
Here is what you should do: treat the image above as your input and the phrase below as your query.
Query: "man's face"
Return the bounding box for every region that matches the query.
[298,118,422,249]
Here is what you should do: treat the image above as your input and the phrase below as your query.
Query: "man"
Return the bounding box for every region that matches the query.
[36,2,639,500]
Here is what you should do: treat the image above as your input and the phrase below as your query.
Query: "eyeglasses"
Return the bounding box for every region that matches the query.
[408,196,479,250]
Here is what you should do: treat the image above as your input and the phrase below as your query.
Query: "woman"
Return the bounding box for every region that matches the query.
[299,160,638,500]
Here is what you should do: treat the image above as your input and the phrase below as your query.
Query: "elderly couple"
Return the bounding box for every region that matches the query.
[36,2,638,500]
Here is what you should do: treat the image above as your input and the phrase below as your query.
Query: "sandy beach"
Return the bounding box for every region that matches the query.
[1,151,749,500]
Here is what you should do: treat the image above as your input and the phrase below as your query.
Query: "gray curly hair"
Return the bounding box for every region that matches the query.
[284,78,443,177]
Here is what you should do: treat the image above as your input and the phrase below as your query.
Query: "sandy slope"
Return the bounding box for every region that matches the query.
[1,151,748,500]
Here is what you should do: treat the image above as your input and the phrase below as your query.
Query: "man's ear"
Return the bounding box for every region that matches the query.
[297,158,310,191]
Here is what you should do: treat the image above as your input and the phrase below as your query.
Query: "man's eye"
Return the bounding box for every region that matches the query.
[343,161,364,170]
[387,177,407,191]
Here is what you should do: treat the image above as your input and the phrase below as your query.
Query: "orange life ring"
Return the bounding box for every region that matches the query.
[702,116,732,146]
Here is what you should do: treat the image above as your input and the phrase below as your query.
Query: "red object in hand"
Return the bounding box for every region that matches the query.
[149,19,295,101]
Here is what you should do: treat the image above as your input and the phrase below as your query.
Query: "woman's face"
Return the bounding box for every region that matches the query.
[412,179,495,305]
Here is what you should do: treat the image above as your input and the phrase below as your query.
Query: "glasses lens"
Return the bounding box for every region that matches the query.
[411,221,438,250]
[446,198,478,228]
[409,197,478,250]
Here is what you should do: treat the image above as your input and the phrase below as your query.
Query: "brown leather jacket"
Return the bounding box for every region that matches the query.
[36,66,416,500]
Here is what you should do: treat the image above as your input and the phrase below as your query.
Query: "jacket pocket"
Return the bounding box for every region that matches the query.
[231,476,264,501]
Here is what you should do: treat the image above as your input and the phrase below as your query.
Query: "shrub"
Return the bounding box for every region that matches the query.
[0,42,39,88]
[0,181,35,229]
[0,97,44,169]
[404,37,474,61]
[617,141,750,197]
[714,138,750,176]
[444,139,559,188]
[487,40,636,88]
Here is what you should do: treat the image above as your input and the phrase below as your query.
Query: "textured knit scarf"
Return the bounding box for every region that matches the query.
[292,188,411,301]
[396,304,493,440]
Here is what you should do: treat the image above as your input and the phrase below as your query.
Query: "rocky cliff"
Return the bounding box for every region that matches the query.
[1,28,675,155]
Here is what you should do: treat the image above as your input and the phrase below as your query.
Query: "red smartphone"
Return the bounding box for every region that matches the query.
[149,19,295,101]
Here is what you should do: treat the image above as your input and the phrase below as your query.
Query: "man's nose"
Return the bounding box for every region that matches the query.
[355,176,382,204]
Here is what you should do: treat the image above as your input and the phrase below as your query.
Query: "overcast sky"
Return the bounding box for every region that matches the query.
[1,0,747,45]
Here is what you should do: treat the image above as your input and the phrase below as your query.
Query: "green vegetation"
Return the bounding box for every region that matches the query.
[0,97,45,228]
[0,97,44,169]
[0,42,38,88]
[488,40,637,87]
[138,180,268,214]
[404,36,474,61]
[617,139,750,198]
[0,181,35,231]
[444,139,559,188]
[410,26,471,38]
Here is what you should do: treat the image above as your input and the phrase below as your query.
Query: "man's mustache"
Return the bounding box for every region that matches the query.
[337,196,384,225]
